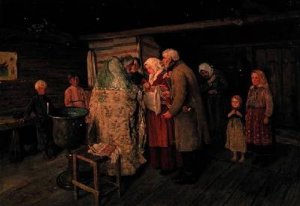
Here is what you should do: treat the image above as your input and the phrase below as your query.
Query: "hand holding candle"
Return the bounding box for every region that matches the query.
[46,102,49,114]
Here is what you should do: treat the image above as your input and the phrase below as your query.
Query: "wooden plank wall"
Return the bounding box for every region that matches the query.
[193,44,300,129]
[139,36,160,63]
[87,36,160,87]
[89,37,139,74]
[254,47,299,128]
[0,35,87,115]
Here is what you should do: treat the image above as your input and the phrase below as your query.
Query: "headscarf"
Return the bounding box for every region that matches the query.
[251,69,269,89]
[95,56,132,91]
[144,57,164,85]
[199,62,214,78]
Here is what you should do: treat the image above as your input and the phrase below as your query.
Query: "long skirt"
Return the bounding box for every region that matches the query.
[146,108,177,170]
[245,107,272,149]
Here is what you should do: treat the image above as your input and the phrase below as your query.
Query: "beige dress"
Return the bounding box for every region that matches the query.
[225,114,246,153]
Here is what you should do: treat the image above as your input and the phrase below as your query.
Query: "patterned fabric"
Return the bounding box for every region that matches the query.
[88,143,120,164]
[64,85,87,108]
[95,57,132,91]
[225,115,246,153]
[87,57,146,176]
[88,89,146,175]
[246,108,272,146]
[246,85,273,146]
[246,86,273,117]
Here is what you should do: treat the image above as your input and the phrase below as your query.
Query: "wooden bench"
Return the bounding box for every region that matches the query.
[72,146,121,206]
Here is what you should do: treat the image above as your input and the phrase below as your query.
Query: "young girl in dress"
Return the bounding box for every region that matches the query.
[245,69,273,165]
[225,95,246,163]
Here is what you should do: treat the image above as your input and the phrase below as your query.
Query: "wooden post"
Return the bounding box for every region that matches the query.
[0,0,3,25]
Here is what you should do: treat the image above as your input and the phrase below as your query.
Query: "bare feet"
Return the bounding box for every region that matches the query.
[231,156,237,162]
[238,157,245,163]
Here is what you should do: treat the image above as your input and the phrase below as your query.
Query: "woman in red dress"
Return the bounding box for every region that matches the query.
[245,69,273,164]
[143,57,177,174]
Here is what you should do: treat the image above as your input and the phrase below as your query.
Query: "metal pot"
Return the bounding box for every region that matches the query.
[49,107,88,150]
[49,107,89,190]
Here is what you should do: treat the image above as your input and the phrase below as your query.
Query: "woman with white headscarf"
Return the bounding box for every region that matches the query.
[143,57,177,175]
[199,62,228,147]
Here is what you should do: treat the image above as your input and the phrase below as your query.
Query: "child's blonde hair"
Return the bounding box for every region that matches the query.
[34,80,47,91]
[231,95,243,108]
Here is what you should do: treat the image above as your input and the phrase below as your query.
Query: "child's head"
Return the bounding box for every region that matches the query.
[35,80,47,95]
[68,73,80,87]
[231,95,242,109]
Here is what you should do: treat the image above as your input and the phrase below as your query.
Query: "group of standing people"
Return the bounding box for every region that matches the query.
[143,49,210,184]
[198,62,274,165]
[143,49,274,185]
[22,47,274,184]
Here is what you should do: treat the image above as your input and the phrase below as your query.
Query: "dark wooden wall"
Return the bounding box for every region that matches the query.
[190,43,300,129]
[0,28,87,115]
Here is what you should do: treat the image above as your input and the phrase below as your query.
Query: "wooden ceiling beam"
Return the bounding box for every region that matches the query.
[80,11,300,41]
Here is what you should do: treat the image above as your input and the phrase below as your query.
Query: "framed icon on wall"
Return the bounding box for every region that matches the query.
[0,52,17,80]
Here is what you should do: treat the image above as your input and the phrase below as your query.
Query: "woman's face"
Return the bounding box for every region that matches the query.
[251,72,260,86]
[145,66,155,74]
[231,97,240,109]
[200,70,210,79]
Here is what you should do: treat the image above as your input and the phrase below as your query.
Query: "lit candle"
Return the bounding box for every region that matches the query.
[46,102,49,114]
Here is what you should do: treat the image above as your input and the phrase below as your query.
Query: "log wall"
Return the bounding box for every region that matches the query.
[87,36,160,88]
[0,29,87,115]
[193,43,300,129]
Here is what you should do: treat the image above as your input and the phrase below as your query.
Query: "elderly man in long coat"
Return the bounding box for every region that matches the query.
[162,48,210,185]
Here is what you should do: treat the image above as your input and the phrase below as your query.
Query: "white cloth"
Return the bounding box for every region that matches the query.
[87,50,96,88]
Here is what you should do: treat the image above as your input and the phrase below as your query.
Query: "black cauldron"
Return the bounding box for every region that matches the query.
[50,107,88,149]
[49,107,89,190]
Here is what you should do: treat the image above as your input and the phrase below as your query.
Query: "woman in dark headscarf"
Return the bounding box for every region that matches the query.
[199,62,228,147]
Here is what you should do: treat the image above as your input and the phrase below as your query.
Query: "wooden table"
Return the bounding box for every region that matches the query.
[0,116,34,161]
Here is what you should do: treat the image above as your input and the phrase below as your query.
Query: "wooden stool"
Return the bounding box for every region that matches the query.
[72,147,121,206]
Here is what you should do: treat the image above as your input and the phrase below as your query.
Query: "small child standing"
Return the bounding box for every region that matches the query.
[64,73,87,108]
[225,95,246,163]
[23,80,56,160]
